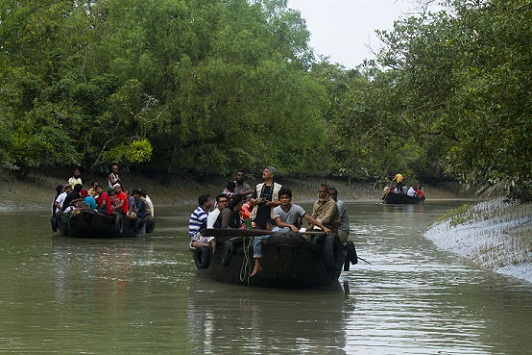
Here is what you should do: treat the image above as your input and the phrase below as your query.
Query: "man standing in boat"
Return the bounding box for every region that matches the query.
[307,183,340,234]
[107,164,121,195]
[329,187,349,243]
[234,170,254,197]
[250,166,282,230]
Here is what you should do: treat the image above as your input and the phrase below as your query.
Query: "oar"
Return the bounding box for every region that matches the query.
[356,256,371,265]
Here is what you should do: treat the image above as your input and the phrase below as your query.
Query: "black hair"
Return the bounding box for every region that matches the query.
[329,186,338,193]
[266,218,276,227]
[73,184,83,192]
[227,194,242,209]
[278,187,292,199]
[56,185,63,194]
[226,181,236,190]
[216,193,229,202]
[198,194,210,206]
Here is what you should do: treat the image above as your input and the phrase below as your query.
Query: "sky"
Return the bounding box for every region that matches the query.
[287,0,428,68]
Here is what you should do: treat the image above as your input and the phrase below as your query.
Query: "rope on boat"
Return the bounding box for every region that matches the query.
[240,236,253,284]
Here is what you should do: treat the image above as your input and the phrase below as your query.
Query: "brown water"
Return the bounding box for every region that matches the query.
[0,201,530,354]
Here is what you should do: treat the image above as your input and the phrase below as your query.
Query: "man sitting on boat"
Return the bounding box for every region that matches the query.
[189,194,215,250]
[207,194,229,228]
[112,184,129,214]
[307,183,340,234]
[213,194,243,229]
[62,183,83,213]
[95,184,112,215]
[129,189,147,220]
[81,189,97,209]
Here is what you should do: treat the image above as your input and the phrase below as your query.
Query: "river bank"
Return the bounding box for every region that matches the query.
[0,170,464,210]
[424,198,532,283]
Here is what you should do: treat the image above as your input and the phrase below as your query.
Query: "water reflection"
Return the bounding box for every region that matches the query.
[186,279,351,354]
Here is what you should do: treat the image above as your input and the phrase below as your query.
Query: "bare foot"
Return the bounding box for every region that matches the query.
[250,266,262,277]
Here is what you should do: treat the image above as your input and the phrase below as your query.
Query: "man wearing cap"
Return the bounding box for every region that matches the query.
[112,184,128,214]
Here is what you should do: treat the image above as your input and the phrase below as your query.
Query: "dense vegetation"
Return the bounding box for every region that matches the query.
[0,0,530,199]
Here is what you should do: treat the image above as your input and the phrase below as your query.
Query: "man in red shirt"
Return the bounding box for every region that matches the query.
[112,184,128,214]
[95,185,112,215]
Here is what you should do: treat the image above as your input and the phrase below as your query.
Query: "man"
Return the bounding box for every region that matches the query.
[234,170,253,197]
[188,194,215,249]
[250,166,282,230]
[62,183,83,212]
[130,189,147,220]
[274,187,331,234]
[140,189,154,220]
[95,184,112,215]
[68,168,83,189]
[81,189,97,209]
[329,186,349,243]
[53,184,71,216]
[393,172,404,193]
[307,183,340,234]
[112,184,128,214]
[207,193,229,228]
[107,164,121,195]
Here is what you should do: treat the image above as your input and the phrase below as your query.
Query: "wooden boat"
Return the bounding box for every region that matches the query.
[190,229,358,289]
[383,192,425,205]
[54,209,153,238]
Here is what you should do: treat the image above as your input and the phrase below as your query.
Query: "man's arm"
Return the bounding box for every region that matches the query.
[303,213,331,234]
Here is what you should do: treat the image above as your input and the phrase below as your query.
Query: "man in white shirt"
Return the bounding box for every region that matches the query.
[206,194,229,228]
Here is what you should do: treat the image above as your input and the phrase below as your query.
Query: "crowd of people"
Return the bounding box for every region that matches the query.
[187,166,350,277]
[51,165,154,223]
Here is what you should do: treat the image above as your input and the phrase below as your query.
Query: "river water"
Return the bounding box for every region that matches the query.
[0,201,530,354]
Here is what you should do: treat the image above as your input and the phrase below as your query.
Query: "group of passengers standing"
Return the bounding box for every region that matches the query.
[188,166,350,277]
[51,165,154,222]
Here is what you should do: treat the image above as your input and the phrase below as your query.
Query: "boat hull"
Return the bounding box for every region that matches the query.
[192,231,347,288]
[55,210,146,238]
[383,193,425,205]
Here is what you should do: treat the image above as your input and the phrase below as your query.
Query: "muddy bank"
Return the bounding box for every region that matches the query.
[0,170,466,210]
[424,198,532,283]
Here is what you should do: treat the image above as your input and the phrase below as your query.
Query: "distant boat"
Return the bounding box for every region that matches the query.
[53,209,153,238]
[191,229,358,289]
[383,192,425,205]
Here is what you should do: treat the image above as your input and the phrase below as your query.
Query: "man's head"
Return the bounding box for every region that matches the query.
[278,187,292,206]
[73,168,81,178]
[80,189,89,197]
[56,185,64,194]
[74,183,83,193]
[317,183,330,201]
[262,166,276,180]
[329,187,338,202]
[113,183,122,194]
[132,189,142,200]
[95,185,103,194]
[198,194,212,209]
[266,218,277,231]
[111,164,119,173]
[64,184,72,193]
[235,170,245,183]
[216,193,229,211]
[226,181,236,192]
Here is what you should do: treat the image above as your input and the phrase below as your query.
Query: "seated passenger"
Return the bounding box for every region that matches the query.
[407,186,416,197]
[222,181,237,201]
[81,189,97,209]
[189,194,215,250]
[128,189,147,220]
[112,184,129,214]
[95,185,112,215]
[63,183,83,212]
[207,194,229,228]
[213,194,243,229]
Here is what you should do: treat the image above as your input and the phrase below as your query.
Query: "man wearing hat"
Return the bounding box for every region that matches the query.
[112,184,129,214]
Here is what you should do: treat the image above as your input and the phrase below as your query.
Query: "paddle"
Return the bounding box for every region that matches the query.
[200,228,326,237]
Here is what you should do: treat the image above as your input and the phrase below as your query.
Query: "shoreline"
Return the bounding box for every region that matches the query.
[0,171,466,210]
[424,198,532,284]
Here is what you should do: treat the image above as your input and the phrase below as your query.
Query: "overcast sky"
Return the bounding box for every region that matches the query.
[287,0,429,68]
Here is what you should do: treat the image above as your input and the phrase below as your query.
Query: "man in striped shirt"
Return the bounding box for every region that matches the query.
[188,194,214,249]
